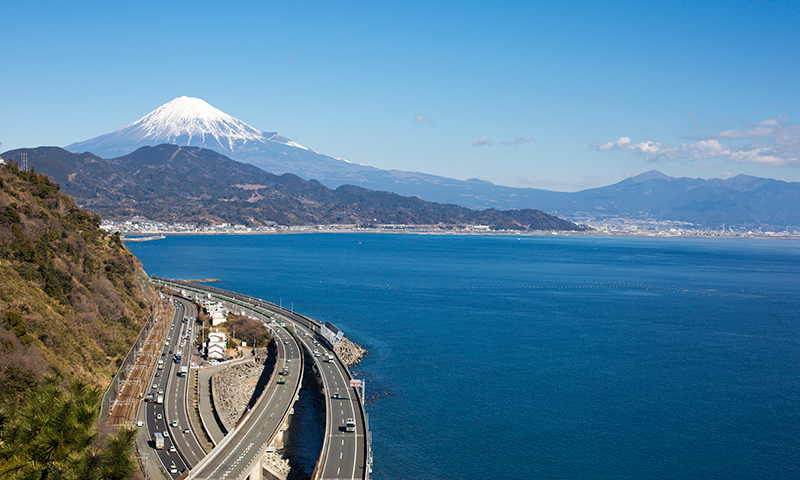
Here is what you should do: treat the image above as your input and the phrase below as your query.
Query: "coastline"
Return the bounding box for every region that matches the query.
[119,227,800,240]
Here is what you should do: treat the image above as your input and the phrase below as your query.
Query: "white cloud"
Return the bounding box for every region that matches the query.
[414,114,433,123]
[472,136,533,147]
[473,136,494,147]
[594,137,678,161]
[500,136,533,146]
[594,117,800,167]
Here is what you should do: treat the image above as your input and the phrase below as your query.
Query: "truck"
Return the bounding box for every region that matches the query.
[157,394,164,404]
[175,350,182,362]
[180,365,188,377]
[153,432,164,449]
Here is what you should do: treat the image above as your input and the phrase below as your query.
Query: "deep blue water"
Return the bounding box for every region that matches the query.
[128,234,800,479]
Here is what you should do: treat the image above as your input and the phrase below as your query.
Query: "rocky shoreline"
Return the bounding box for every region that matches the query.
[336,337,367,367]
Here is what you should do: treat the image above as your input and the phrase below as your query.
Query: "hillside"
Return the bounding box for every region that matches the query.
[4,145,587,232]
[0,160,155,392]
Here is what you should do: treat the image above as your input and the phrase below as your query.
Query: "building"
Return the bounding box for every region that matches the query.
[204,302,227,326]
[321,321,344,345]
[207,330,227,360]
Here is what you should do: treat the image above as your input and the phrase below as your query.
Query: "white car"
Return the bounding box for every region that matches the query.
[157,414,162,420]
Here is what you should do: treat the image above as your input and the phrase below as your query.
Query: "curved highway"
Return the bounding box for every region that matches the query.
[187,300,303,480]
[154,278,370,480]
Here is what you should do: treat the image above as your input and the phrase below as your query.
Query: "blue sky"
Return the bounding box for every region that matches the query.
[2,0,799,191]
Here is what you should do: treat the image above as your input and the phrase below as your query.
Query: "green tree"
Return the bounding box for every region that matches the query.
[0,378,138,480]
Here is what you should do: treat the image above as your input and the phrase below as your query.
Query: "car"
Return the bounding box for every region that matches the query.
[158,389,163,395]
[171,420,178,427]
[183,428,190,434]
[284,340,289,344]
[137,420,144,427]
[152,384,157,389]
[163,430,169,438]
[157,413,162,420]
[155,372,161,377]
[332,393,340,399]
[169,445,176,453]
[169,465,178,474]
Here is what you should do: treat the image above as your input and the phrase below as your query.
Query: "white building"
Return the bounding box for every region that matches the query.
[207,330,227,360]
[205,302,227,326]
[321,321,344,345]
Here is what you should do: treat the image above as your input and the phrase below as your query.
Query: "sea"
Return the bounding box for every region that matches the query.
[127,234,800,480]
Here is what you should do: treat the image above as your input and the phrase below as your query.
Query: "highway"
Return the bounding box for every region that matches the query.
[188,301,303,480]
[166,298,208,465]
[155,278,370,480]
[143,300,191,477]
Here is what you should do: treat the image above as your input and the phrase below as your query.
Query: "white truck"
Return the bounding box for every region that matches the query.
[153,432,164,449]
[157,394,164,404]
[180,365,188,377]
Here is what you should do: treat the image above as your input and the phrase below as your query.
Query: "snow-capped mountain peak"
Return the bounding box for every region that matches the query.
[66,96,308,158]
[130,96,266,144]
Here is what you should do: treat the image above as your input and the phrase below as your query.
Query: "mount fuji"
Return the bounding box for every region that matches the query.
[66,96,310,158]
[66,96,392,188]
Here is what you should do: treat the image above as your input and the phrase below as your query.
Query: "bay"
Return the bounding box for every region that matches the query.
[128,234,800,479]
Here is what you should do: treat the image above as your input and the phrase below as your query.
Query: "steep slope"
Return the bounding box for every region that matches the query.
[0,160,156,390]
[6,145,587,231]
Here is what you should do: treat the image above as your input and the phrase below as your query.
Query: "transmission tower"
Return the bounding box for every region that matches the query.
[21,152,28,171]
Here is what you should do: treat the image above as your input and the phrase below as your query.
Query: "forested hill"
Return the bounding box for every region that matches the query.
[0,160,155,390]
[4,145,588,232]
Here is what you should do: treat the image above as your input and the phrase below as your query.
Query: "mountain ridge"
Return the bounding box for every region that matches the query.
[5,145,587,232]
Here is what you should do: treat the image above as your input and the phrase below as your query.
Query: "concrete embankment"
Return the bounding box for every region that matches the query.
[210,346,274,431]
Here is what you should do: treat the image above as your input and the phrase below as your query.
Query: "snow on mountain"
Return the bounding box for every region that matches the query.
[66,96,308,158]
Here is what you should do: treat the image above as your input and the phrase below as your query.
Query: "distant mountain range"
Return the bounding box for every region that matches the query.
[26,96,800,230]
[2,145,585,231]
